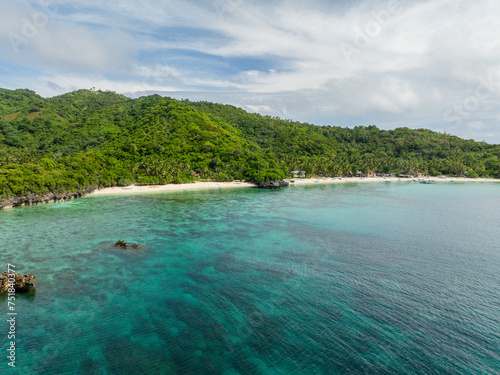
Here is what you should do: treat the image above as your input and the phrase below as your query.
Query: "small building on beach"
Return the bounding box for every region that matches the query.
[291,170,306,178]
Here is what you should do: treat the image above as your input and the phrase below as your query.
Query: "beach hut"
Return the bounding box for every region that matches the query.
[291,170,306,178]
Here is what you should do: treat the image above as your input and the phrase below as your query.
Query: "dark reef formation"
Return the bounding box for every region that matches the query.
[0,187,96,210]
[114,241,143,249]
[258,180,290,189]
[0,271,36,294]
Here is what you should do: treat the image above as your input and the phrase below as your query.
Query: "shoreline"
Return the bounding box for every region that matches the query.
[1,176,498,210]
[89,176,500,197]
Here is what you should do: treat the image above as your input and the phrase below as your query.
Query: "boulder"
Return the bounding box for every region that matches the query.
[0,271,36,294]
[258,180,290,189]
[114,240,128,248]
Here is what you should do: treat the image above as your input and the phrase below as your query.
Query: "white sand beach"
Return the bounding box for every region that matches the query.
[289,176,500,185]
[89,176,500,196]
[90,181,257,196]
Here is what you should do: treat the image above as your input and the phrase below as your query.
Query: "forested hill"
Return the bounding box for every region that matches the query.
[0,88,499,201]
[190,101,500,178]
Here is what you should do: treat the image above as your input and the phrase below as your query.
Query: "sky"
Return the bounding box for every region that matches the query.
[1,0,500,143]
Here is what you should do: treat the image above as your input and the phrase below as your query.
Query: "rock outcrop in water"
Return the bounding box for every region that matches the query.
[258,180,290,189]
[0,271,36,294]
[114,240,127,248]
[114,241,143,249]
[0,187,96,210]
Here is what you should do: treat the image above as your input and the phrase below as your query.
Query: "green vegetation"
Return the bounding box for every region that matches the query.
[190,101,500,178]
[0,88,499,200]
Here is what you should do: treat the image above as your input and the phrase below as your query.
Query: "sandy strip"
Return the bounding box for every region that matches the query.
[289,176,500,185]
[89,176,499,196]
[90,181,257,196]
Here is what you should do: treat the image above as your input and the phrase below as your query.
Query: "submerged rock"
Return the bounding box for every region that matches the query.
[114,240,143,250]
[0,271,36,294]
[258,180,290,189]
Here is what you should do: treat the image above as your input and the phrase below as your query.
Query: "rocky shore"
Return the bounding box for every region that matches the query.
[258,180,290,189]
[0,187,96,210]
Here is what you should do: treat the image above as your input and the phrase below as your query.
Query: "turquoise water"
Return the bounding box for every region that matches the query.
[1,182,499,374]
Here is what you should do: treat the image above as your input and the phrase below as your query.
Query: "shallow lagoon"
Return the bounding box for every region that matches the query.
[1,182,499,374]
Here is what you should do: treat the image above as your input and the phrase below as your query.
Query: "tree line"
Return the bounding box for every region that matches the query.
[0,88,498,200]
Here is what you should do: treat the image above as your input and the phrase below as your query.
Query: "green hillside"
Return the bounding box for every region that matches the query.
[190,101,500,178]
[0,88,499,201]
[0,89,283,199]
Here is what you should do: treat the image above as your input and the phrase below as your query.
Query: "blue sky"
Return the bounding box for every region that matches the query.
[1,0,500,143]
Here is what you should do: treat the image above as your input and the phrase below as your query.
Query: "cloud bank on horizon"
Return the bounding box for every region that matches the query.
[1,0,500,143]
